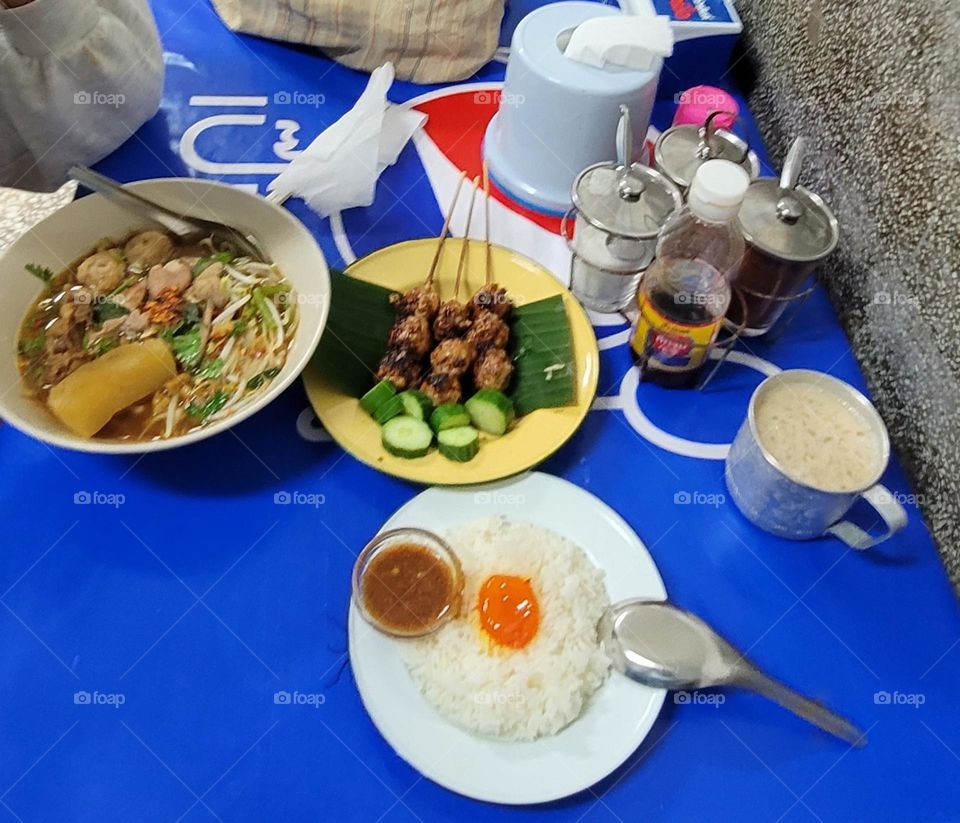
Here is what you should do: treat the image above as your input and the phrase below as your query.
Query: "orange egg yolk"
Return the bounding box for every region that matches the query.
[477,575,540,649]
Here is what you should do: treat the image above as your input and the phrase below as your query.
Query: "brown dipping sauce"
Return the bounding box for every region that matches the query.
[361,542,458,635]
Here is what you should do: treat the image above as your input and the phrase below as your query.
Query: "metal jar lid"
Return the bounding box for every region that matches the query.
[654,111,759,189]
[570,106,683,241]
[572,162,682,240]
[737,138,839,262]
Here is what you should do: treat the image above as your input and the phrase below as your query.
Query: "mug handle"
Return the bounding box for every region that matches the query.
[826,484,908,550]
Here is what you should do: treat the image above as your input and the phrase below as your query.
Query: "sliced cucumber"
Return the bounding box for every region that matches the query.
[437,426,480,462]
[465,389,515,436]
[382,416,434,458]
[398,389,433,422]
[360,379,396,416]
[430,403,471,433]
[373,394,404,425]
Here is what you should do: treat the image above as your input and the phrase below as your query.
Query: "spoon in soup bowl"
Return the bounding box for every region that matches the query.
[599,599,866,746]
[69,165,270,263]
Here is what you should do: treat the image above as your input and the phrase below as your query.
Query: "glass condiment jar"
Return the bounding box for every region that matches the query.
[729,137,840,335]
[566,106,682,313]
[352,528,463,638]
[654,110,760,192]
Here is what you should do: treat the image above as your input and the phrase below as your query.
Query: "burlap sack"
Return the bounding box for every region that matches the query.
[210,0,505,83]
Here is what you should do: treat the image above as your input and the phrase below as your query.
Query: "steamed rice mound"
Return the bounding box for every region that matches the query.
[403,516,610,741]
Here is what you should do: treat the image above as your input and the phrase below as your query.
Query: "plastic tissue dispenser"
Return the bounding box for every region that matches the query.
[484,2,672,216]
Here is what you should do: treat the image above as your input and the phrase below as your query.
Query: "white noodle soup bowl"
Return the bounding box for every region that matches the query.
[0,178,330,453]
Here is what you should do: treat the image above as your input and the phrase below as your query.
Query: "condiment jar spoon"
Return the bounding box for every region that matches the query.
[599,599,866,747]
[69,165,270,262]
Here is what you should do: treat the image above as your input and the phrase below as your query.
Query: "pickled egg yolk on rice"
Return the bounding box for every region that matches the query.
[477,575,540,649]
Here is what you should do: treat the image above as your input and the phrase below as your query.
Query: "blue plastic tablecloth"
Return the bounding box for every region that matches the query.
[2,2,959,821]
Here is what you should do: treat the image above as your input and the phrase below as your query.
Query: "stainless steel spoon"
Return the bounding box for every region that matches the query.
[600,599,866,747]
[69,165,270,263]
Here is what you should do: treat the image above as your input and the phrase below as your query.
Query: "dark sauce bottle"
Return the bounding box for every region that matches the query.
[630,160,750,388]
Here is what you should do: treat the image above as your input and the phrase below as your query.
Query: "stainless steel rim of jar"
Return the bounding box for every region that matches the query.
[653,124,760,190]
[737,180,840,263]
[571,161,683,241]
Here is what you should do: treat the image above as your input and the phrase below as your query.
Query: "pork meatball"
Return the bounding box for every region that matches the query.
[469,283,512,318]
[124,231,174,269]
[466,309,509,351]
[473,347,514,391]
[76,250,125,295]
[429,338,476,377]
[387,313,432,358]
[419,371,462,406]
[390,285,440,320]
[432,299,472,340]
[375,348,425,391]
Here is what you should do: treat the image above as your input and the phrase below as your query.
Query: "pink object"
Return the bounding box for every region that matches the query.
[672,86,740,130]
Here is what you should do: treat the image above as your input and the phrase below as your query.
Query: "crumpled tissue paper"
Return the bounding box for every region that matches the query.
[267,62,426,217]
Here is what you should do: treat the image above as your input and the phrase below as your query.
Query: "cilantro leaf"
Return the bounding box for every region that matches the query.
[186,390,228,421]
[170,326,203,369]
[93,300,130,324]
[25,263,54,283]
[246,367,280,391]
[192,252,233,276]
[195,358,223,379]
[19,332,45,356]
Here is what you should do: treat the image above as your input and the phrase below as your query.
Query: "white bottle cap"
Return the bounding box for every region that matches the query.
[687,159,750,222]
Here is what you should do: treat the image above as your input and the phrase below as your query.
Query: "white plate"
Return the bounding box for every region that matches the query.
[348,471,668,805]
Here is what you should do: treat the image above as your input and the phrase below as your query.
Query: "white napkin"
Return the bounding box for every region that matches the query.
[267,62,426,218]
[563,15,673,71]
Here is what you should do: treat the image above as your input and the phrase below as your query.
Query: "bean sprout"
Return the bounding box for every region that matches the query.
[225,264,259,285]
[212,294,251,327]
[164,393,179,438]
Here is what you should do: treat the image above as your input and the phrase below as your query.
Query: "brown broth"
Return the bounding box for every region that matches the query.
[15,230,295,442]
[361,542,457,634]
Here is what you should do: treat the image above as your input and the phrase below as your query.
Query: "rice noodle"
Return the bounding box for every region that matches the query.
[225,264,259,285]
[211,295,251,327]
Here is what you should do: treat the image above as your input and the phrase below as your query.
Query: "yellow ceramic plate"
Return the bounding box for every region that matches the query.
[302,238,599,485]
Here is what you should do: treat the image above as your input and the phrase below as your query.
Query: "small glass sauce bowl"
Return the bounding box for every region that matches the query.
[352,527,463,638]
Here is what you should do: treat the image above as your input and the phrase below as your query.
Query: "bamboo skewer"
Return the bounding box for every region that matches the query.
[482,161,492,286]
[453,176,481,300]
[425,171,467,288]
